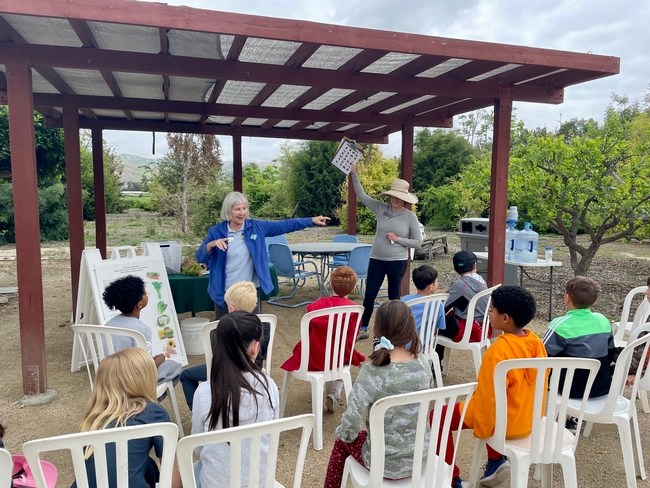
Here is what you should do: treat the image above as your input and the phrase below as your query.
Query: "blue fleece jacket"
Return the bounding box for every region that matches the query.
[196,218,314,306]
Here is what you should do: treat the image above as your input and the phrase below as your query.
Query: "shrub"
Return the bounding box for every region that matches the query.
[418,185,464,229]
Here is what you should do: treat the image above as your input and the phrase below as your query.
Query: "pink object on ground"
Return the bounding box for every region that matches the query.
[11,455,58,488]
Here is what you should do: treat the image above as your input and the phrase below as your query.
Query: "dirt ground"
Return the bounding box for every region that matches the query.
[1,220,650,487]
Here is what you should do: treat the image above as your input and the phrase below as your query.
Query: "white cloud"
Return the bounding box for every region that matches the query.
[105,0,648,159]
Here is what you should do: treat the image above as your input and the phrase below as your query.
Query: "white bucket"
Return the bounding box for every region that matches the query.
[180,317,209,356]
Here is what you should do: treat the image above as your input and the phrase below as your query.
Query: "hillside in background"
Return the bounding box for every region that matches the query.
[118,153,156,185]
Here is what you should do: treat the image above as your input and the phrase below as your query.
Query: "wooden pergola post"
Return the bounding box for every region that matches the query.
[487,95,513,286]
[6,56,47,395]
[347,174,356,236]
[400,125,414,297]
[233,135,242,193]
[63,106,85,315]
[92,128,107,259]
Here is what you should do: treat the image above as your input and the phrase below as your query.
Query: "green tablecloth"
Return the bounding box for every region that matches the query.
[168,264,279,315]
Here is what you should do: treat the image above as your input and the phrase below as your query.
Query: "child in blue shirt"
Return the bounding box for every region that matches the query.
[401,265,446,344]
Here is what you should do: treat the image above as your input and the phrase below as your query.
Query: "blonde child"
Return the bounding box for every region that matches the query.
[72,348,170,488]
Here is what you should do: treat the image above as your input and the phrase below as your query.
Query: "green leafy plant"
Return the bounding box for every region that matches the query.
[152,281,163,299]
[157,300,167,315]
[181,260,203,277]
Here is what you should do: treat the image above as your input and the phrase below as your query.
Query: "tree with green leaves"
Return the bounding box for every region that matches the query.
[412,128,478,192]
[146,133,222,233]
[243,163,293,219]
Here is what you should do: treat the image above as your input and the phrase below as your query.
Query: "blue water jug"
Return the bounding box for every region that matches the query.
[514,222,539,263]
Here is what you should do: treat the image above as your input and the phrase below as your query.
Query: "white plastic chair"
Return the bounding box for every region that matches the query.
[404,293,449,388]
[613,286,650,347]
[566,333,650,488]
[176,413,314,488]
[341,383,477,488]
[467,357,600,488]
[201,314,277,378]
[22,422,178,488]
[71,324,184,438]
[1,448,12,488]
[436,284,501,378]
[629,323,650,413]
[279,305,364,450]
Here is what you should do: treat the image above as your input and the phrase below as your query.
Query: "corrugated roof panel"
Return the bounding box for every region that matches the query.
[365,125,387,132]
[241,118,268,126]
[380,95,436,114]
[239,38,301,65]
[169,76,211,102]
[361,53,420,74]
[514,68,568,85]
[92,109,124,118]
[30,69,61,94]
[337,124,360,131]
[261,85,311,108]
[302,45,363,70]
[220,35,235,57]
[52,68,113,96]
[87,21,159,53]
[342,92,396,112]
[167,30,225,59]
[113,72,165,99]
[274,120,299,128]
[467,64,522,82]
[303,89,355,110]
[169,113,202,122]
[1,14,82,47]
[416,58,473,78]
[216,81,265,105]
[207,116,236,124]
[305,122,329,129]
[132,111,165,120]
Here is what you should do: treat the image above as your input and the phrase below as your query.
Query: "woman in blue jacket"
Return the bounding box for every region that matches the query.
[196,191,330,318]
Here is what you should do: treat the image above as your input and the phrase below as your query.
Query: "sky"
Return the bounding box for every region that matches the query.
[103,0,650,163]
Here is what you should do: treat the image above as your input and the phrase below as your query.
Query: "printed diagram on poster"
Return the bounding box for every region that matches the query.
[72,243,188,372]
[331,137,363,175]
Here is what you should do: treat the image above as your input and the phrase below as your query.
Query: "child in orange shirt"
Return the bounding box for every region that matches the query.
[433,286,547,488]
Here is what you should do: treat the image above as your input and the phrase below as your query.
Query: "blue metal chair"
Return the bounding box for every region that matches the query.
[268,243,322,308]
[265,234,288,261]
[331,234,359,267]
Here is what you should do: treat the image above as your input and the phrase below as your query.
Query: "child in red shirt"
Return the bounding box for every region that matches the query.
[281,266,365,412]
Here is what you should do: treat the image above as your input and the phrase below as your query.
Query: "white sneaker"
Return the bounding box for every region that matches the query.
[326,393,338,413]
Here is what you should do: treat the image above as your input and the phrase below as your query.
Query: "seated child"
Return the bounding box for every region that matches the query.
[543,276,614,401]
[440,250,489,345]
[281,266,365,413]
[401,264,446,344]
[433,286,546,488]
[180,281,269,410]
[102,275,181,386]
[626,276,650,386]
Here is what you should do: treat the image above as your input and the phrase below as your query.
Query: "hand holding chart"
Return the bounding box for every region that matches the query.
[331,136,363,175]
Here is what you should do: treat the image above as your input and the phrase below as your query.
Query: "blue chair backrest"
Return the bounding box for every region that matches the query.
[266,235,288,260]
[268,243,296,278]
[347,246,371,279]
[333,235,358,243]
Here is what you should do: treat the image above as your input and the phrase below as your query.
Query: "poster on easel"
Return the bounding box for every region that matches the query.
[71,242,187,372]
[331,136,363,175]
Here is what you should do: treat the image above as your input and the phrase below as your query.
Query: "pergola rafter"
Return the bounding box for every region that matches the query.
[0,0,619,398]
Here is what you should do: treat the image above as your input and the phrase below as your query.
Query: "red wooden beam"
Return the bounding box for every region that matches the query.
[487,98,512,287]
[5,59,47,395]
[18,92,456,128]
[92,128,107,259]
[44,116,389,143]
[400,125,414,297]
[1,0,620,74]
[232,135,242,193]
[0,43,567,104]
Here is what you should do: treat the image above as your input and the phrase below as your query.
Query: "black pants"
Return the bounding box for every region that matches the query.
[361,258,408,330]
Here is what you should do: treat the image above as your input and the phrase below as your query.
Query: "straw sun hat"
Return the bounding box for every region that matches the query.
[379,179,418,204]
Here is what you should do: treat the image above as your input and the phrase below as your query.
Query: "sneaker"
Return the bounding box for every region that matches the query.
[452,476,473,488]
[565,416,578,433]
[357,329,369,340]
[325,393,338,413]
[479,456,510,486]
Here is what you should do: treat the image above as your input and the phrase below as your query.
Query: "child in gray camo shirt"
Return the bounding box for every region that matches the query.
[323,300,433,487]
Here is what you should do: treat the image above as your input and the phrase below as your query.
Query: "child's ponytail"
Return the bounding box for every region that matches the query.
[369,300,421,367]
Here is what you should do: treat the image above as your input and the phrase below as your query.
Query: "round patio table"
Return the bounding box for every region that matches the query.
[288,243,371,284]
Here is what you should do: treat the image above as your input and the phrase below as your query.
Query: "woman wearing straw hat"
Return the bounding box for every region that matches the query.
[349,163,422,339]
